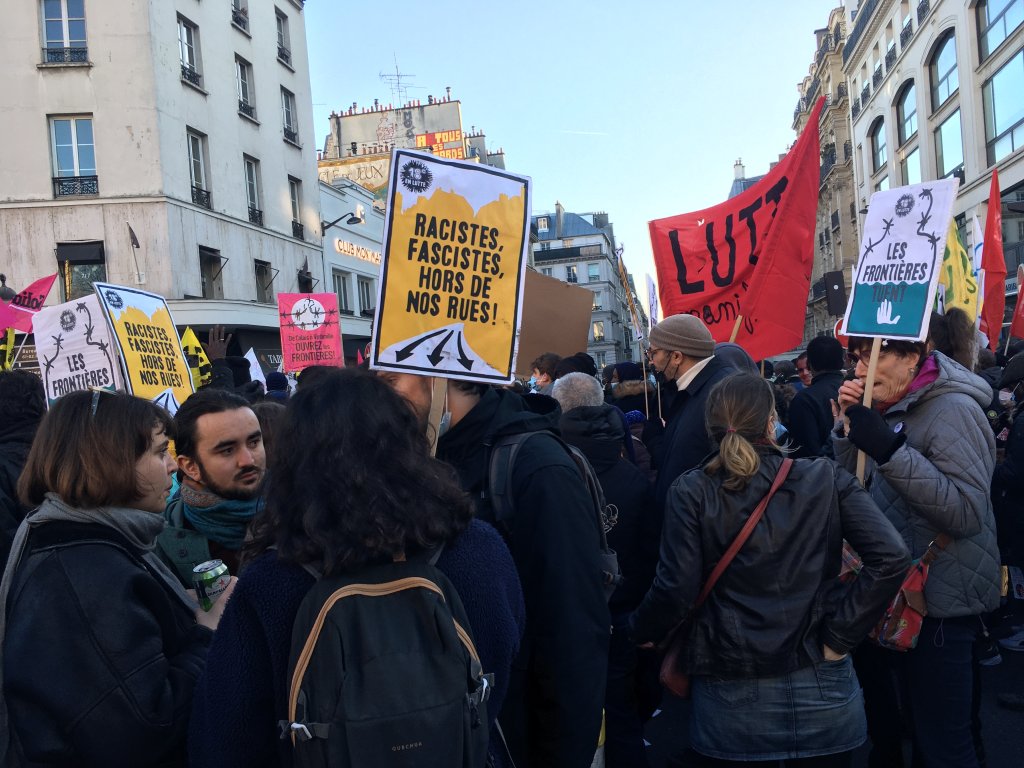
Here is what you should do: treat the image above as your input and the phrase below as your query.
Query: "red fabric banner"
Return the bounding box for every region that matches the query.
[0,273,58,333]
[980,169,1006,351]
[649,98,823,361]
[1010,266,1024,341]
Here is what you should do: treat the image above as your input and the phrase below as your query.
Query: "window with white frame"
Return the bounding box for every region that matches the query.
[896,81,917,145]
[187,129,210,207]
[288,178,301,222]
[587,263,600,282]
[42,0,87,62]
[592,321,605,342]
[281,88,298,143]
[358,277,374,314]
[901,146,921,185]
[566,265,577,283]
[275,10,291,65]
[540,267,552,276]
[935,109,964,178]
[333,270,352,313]
[537,216,549,232]
[870,118,887,173]
[50,116,94,178]
[978,0,1023,61]
[178,16,201,85]
[235,56,255,118]
[244,156,262,224]
[982,47,1024,165]
[231,0,249,32]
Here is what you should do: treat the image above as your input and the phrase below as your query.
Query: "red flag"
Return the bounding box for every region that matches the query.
[980,170,1006,351]
[649,98,824,361]
[356,347,365,365]
[0,273,58,333]
[1010,266,1024,341]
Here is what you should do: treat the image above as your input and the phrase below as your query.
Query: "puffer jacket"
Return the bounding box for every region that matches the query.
[630,452,909,678]
[833,351,1001,617]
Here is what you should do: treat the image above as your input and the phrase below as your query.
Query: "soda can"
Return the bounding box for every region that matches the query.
[193,559,230,611]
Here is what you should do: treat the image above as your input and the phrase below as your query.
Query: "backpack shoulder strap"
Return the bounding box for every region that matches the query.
[486,432,542,523]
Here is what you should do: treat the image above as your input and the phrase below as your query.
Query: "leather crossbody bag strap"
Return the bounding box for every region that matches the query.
[693,458,794,610]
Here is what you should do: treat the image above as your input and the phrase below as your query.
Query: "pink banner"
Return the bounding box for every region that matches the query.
[278,293,344,373]
[0,273,58,332]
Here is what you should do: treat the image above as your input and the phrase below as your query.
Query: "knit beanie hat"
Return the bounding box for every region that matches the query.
[614,361,644,382]
[265,370,288,392]
[648,314,714,358]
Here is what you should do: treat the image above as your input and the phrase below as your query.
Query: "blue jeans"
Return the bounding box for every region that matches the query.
[688,657,866,761]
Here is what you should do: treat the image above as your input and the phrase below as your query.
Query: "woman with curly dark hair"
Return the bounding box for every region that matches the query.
[188,368,524,768]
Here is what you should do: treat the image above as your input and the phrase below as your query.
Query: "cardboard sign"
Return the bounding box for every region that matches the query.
[93,283,194,409]
[278,293,344,372]
[371,150,531,384]
[843,179,958,341]
[180,327,213,389]
[515,270,594,379]
[32,295,123,404]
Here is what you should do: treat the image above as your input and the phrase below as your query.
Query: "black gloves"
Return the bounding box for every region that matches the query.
[846,405,906,464]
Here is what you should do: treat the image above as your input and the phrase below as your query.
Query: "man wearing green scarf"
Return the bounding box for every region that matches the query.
[156,388,266,585]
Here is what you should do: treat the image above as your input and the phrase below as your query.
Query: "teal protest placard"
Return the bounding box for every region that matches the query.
[842,178,958,341]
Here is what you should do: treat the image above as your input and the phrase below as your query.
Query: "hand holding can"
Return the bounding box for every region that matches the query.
[193,559,231,611]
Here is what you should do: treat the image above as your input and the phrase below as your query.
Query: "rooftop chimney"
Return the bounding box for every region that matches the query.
[734,158,746,180]
[555,201,565,239]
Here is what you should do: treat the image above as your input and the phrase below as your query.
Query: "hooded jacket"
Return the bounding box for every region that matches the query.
[630,452,909,677]
[833,352,1001,617]
[437,388,609,768]
[559,404,659,614]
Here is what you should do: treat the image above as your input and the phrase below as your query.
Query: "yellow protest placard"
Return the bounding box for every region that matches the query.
[180,326,213,388]
[371,150,531,383]
[93,283,194,411]
[938,218,979,320]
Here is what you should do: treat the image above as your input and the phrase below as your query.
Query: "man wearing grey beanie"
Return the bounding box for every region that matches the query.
[643,314,734,510]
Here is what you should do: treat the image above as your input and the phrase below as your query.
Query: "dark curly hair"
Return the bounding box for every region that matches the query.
[245,368,473,575]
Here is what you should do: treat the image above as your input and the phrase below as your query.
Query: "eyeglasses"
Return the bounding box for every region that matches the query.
[646,347,663,360]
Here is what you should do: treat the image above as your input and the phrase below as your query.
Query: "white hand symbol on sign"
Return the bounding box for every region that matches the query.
[876,299,901,326]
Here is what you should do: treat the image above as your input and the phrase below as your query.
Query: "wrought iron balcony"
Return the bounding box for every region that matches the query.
[292,220,304,239]
[852,98,862,119]
[277,45,291,65]
[885,47,897,70]
[180,64,201,87]
[191,185,211,208]
[861,83,871,102]
[232,9,248,31]
[831,211,841,231]
[249,206,264,226]
[900,21,914,47]
[42,47,88,64]
[238,100,256,119]
[53,175,98,197]
[837,82,848,101]
[917,0,930,24]
[283,126,299,144]
[872,66,883,87]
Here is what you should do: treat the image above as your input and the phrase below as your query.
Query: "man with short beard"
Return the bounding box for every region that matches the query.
[156,389,266,585]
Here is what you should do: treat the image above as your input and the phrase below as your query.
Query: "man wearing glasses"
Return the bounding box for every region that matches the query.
[643,315,734,511]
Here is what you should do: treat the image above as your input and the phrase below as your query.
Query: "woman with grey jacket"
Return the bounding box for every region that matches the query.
[834,340,1000,768]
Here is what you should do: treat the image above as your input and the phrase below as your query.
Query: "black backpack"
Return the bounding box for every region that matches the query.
[278,553,492,767]
[486,431,622,600]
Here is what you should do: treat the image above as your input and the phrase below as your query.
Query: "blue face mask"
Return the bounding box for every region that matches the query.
[528,375,537,390]
[609,381,619,391]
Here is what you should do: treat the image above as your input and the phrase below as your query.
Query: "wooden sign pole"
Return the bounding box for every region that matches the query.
[427,377,447,457]
[729,315,743,343]
[855,336,883,483]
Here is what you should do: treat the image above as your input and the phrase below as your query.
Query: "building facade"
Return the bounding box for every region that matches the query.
[0,0,323,359]
[794,7,861,343]
[317,94,505,206]
[531,203,643,368]
[319,178,384,360]
[842,0,1024,333]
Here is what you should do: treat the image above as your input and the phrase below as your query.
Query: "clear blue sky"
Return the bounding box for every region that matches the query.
[305,1,838,311]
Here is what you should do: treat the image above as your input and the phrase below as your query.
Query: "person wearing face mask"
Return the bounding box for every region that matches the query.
[833,338,1000,768]
[641,314,735,512]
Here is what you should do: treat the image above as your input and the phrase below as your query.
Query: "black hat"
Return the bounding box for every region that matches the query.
[998,352,1024,389]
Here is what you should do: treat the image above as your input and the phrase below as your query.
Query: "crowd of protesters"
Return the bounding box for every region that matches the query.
[0,308,1021,768]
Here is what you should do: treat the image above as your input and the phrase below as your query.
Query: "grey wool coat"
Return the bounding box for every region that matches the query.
[834,351,1001,618]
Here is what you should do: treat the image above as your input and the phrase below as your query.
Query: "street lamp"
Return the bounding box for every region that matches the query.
[321,204,365,235]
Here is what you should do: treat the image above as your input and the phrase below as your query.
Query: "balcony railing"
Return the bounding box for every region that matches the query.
[844,0,880,63]
[180,64,201,87]
[53,175,98,196]
[837,82,848,101]
[191,185,211,208]
[249,206,264,226]
[852,98,862,119]
[283,126,299,144]
[918,0,930,24]
[42,47,88,64]
[885,47,897,70]
[872,66,883,87]
[292,220,304,239]
[232,9,248,31]
[277,45,291,65]
[900,21,914,47]
[861,83,871,102]
[238,100,256,119]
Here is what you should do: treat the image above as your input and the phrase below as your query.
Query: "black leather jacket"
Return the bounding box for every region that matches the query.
[631,452,909,678]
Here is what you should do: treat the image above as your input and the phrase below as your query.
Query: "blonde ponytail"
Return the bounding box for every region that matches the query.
[704,372,778,491]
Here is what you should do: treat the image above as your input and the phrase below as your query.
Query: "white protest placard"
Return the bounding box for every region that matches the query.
[646,273,659,329]
[32,295,123,405]
[843,178,958,341]
[371,149,531,384]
